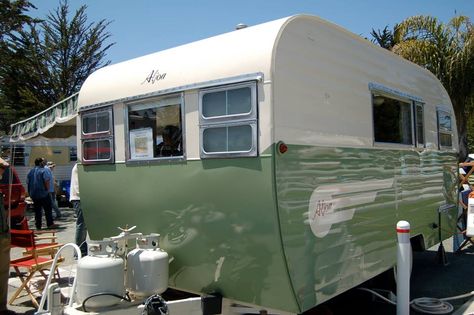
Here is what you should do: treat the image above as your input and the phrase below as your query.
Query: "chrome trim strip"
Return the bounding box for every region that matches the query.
[369,82,423,103]
[79,72,264,112]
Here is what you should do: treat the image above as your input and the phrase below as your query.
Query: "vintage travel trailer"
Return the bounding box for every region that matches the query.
[76,15,458,314]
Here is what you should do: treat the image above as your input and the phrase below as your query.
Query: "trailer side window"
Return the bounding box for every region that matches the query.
[82,111,111,135]
[199,82,257,158]
[81,108,114,164]
[414,102,425,147]
[1,145,26,166]
[69,146,77,162]
[372,94,413,145]
[437,110,453,148]
[126,95,183,161]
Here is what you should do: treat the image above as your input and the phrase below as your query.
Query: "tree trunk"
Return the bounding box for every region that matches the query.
[454,100,468,162]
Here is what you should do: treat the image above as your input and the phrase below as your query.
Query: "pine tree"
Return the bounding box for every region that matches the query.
[0,0,115,133]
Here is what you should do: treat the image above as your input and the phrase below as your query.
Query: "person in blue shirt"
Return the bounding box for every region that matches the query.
[26,158,57,230]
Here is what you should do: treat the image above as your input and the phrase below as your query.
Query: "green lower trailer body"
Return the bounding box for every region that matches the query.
[79,144,457,314]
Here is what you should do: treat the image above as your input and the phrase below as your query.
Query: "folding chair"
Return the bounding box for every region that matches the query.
[9,229,63,308]
[19,217,61,258]
[25,229,61,258]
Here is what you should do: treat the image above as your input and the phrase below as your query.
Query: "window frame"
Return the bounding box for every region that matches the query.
[200,121,258,157]
[199,82,257,124]
[80,107,114,164]
[437,108,453,149]
[81,109,113,139]
[69,146,77,162]
[199,81,258,159]
[124,93,185,163]
[372,92,415,147]
[82,138,114,163]
[370,84,427,149]
[414,102,425,148]
[2,144,26,166]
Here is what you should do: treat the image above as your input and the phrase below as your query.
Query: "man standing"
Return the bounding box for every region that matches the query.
[27,158,57,230]
[0,157,18,315]
[70,163,87,256]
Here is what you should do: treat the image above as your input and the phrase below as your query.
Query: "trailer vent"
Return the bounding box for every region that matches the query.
[235,23,248,30]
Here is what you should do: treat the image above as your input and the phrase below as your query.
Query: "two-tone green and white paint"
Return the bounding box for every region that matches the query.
[76,15,459,314]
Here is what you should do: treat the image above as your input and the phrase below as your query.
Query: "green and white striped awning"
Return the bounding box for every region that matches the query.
[10,93,78,142]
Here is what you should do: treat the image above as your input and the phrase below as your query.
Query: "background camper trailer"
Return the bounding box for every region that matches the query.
[76,15,458,314]
[6,93,79,204]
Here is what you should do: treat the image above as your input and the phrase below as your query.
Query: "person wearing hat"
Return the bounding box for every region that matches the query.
[46,161,61,219]
[0,157,18,315]
[27,157,57,230]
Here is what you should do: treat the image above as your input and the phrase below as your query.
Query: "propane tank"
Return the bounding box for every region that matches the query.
[467,191,474,236]
[126,234,169,298]
[77,240,125,308]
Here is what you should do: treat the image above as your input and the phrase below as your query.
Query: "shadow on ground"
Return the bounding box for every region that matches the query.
[307,244,474,314]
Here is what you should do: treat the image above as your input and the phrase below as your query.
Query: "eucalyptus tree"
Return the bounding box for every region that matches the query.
[392,15,473,160]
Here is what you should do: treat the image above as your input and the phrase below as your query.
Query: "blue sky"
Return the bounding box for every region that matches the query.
[30,1,473,65]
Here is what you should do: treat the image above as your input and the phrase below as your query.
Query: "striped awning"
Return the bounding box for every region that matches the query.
[10,93,78,142]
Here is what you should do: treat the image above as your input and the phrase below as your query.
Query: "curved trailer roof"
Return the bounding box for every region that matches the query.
[78,14,455,152]
[77,16,285,109]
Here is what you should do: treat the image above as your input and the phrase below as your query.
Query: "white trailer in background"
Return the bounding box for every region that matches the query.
[6,94,78,200]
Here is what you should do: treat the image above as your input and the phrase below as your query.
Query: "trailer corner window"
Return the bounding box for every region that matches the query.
[81,108,114,164]
[415,102,425,147]
[199,82,257,158]
[372,94,413,145]
[437,110,453,148]
[126,95,183,161]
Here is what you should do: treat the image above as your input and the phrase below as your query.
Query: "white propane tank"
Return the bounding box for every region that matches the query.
[126,233,169,298]
[77,240,125,308]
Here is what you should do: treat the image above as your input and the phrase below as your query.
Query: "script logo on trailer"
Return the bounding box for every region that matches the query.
[308,179,394,238]
[142,69,167,85]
